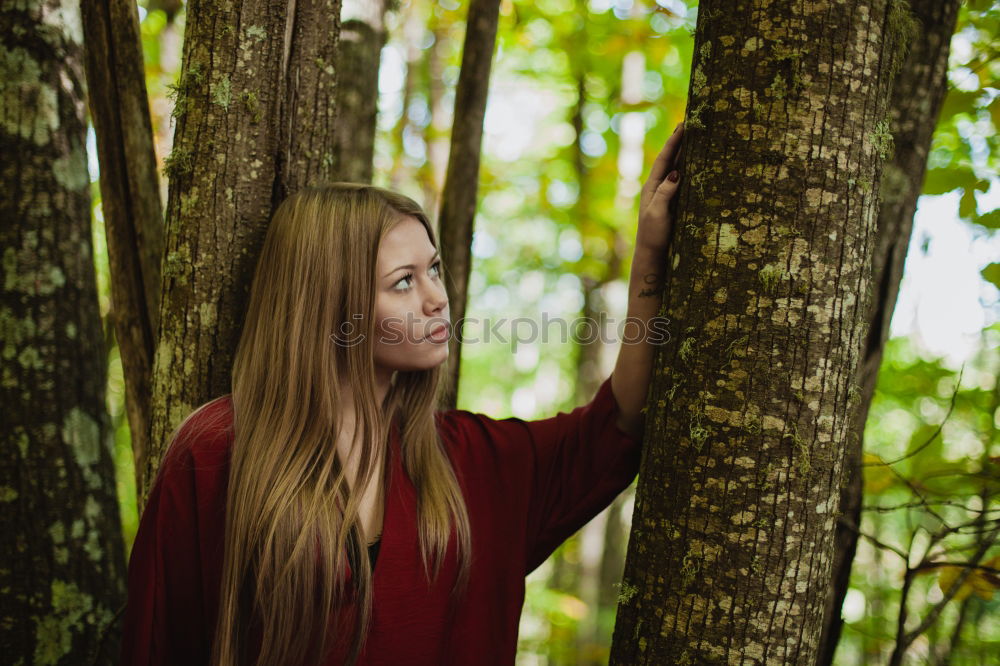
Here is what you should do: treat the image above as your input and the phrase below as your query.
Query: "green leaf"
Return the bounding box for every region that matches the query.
[960,188,979,218]
[938,89,980,120]
[973,208,1000,230]
[981,262,1000,289]
[922,167,977,195]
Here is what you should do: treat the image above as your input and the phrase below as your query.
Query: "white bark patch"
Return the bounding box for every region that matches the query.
[1,46,60,145]
[41,0,84,46]
[717,223,739,252]
[199,301,217,327]
[52,139,89,190]
[815,495,836,514]
[762,415,786,431]
[33,580,95,665]
[62,408,104,490]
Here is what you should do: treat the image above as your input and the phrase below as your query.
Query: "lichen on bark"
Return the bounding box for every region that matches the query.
[609,1,912,663]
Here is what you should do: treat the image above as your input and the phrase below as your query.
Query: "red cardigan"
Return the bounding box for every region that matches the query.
[120,376,642,664]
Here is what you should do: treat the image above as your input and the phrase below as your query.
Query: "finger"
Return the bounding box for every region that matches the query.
[647,125,682,183]
[646,123,684,184]
[653,170,681,200]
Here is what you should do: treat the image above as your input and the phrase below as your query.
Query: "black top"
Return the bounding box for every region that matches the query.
[367,538,381,569]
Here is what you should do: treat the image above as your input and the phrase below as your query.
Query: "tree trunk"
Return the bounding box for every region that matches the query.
[609,1,914,662]
[332,0,390,183]
[143,0,343,508]
[417,12,447,222]
[425,16,451,216]
[388,0,420,194]
[0,2,126,662]
[81,0,165,496]
[816,1,961,663]
[437,0,500,409]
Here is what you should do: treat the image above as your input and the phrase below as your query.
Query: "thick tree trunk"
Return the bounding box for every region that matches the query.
[0,2,126,662]
[143,0,343,507]
[609,1,914,662]
[816,1,961,662]
[333,0,390,183]
[437,0,500,409]
[81,0,165,495]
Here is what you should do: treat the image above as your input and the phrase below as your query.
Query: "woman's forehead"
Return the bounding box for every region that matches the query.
[378,217,433,261]
[379,216,434,261]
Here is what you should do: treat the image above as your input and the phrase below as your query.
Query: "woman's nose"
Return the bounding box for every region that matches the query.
[424,282,448,315]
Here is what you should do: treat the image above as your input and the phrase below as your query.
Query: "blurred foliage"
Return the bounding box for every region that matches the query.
[925,1,1000,293]
[86,0,998,663]
[837,325,1000,665]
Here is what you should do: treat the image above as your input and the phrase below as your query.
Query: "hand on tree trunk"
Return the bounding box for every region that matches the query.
[636,121,684,254]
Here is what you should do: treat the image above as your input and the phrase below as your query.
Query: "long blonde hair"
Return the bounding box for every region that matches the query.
[210,183,473,666]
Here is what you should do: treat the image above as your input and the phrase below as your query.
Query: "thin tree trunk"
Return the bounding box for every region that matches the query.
[426,17,451,217]
[437,0,500,409]
[333,0,390,183]
[143,0,343,508]
[609,1,914,661]
[81,0,165,496]
[816,1,961,662]
[388,1,420,193]
[0,2,126,661]
[418,13,447,223]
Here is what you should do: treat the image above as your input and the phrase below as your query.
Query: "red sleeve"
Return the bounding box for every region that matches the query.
[522,375,643,571]
[120,426,212,665]
[447,375,643,574]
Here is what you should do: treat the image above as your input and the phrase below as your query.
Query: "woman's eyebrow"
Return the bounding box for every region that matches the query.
[383,250,440,278]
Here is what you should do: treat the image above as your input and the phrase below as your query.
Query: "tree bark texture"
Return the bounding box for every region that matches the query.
[816,1,961,662]
[0,1,126,662]
[80,0,165,496]
[143,0,342,507]
[609,1,914,662]
[332,0,390,184]
[436,0,500,409]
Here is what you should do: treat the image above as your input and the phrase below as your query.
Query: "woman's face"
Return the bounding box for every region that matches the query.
[373,216,451,375]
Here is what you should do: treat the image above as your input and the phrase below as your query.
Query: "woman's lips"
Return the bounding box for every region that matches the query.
[426,322,450,342]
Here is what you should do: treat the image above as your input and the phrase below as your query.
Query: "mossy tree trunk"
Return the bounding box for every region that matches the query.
[0,1,126,662]
[80,0,165,496]
[609,1,916,662]
[817,1,962,662]
[142,0,343,507]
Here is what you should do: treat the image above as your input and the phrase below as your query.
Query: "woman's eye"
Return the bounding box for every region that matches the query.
[393,261,440,291]
[393,273,414,291]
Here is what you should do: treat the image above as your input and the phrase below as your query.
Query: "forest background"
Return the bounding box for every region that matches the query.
[78,0,1000,663]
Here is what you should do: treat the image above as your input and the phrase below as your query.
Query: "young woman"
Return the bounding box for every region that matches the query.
[120,124,684,666]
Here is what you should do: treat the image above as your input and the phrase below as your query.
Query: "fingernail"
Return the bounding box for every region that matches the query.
[667,170,679,182]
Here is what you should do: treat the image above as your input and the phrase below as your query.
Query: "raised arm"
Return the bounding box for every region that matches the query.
[612,121,684,438]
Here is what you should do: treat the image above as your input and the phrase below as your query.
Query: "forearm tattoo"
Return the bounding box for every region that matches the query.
[637,272,664,298]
